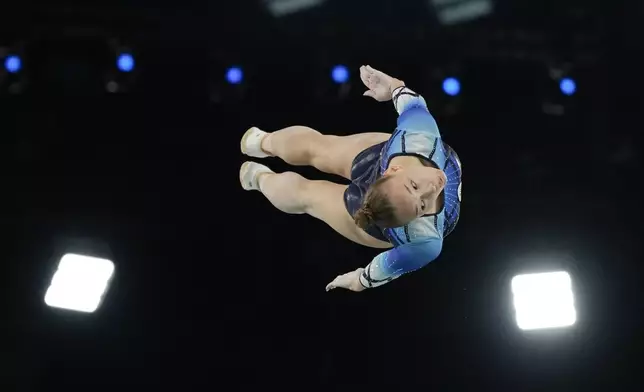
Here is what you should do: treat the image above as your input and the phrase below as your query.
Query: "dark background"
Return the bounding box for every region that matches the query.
[1,0,643,390]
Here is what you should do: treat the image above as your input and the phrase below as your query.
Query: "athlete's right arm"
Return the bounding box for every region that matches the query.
[324,240,441,292]
[358,239,442,289]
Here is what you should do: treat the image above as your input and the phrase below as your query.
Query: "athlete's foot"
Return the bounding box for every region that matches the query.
[240,127,271,158]
[239,161,274,191]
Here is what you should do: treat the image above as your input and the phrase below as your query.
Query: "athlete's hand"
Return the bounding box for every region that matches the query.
[360,65,404,102]
[326,268,365,292]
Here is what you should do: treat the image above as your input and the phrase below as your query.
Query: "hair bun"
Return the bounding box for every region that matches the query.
[354,206,374,229]
[362,206,373,219]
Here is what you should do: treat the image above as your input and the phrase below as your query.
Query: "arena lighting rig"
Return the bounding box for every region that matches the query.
[0,51,578,98]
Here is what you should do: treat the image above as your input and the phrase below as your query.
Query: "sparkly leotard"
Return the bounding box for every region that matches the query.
[343,86,463,289]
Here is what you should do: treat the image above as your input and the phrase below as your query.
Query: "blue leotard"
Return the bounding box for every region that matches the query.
[344,86,463,289]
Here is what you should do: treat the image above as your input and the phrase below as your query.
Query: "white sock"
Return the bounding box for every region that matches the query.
[241,127,271,158]
[240,161,274,192]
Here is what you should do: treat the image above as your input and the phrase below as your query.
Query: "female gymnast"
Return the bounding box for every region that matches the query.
[239,65,462,292]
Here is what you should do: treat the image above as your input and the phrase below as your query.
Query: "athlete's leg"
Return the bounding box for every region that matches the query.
[240,161,391,249]
[242,125,389,180]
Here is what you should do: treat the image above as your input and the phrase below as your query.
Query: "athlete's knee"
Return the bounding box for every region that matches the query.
[278,171,308,190]
[291,174,320,211]
[289,176,335,216]
[264,126,323,164]
[297,125,322,136]
[262,171,310,214]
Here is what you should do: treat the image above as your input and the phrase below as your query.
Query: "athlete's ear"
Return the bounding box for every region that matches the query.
[384,165,403,176]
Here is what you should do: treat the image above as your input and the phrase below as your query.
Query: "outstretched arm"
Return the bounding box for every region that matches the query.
[360,65,406,102]
[360,65,436,133]
[325,240,442,292]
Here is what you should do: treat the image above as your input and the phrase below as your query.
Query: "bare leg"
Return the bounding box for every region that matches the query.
[260,126,325,166]
[257,171,309,214]
[257,170,391,248]
[259,126,389,179]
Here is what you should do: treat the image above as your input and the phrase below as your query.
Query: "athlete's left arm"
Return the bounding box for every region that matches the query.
[392,85,442,140]
[325,240,442,292]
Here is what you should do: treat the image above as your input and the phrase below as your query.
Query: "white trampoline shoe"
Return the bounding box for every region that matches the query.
[239,161,274,191]
[240,127,271,158]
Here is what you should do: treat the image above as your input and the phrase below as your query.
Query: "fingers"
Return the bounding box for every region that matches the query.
[365,65,389,84]
[363,90,376,98]
[360,65,375,79]
[326,279,341,291]
[360,65,380,75]
[326,275,339,291]
[360,66,371,86]
[326,274,347,291]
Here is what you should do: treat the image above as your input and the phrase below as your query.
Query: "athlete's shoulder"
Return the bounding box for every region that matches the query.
[408,215,443,241]
[384,128,443,162]
[386,216,442,245]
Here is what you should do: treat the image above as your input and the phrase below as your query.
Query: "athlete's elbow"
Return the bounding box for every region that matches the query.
[414,250,441,269]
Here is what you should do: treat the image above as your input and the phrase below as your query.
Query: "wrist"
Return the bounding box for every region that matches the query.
[355,268,367,291]
[389,79,405,94]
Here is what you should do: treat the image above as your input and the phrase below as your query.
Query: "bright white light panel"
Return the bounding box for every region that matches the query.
[511,271,576,331]
[44,253,115,313]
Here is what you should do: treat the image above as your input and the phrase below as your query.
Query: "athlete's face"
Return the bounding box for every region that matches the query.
[379,165,446,225]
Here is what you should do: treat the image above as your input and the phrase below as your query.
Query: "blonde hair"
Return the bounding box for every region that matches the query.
[353,176,401,230]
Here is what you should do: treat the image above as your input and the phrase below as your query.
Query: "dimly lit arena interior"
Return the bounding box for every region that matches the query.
[1,0,642,390]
